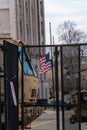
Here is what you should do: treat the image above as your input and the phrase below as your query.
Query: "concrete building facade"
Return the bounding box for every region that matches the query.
[0,0,17,38]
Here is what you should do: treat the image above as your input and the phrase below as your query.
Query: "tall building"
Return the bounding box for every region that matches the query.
[0,0,45,50]
[0,0,49,100]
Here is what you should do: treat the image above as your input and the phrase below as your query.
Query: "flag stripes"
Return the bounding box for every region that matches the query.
[39,53,52,74]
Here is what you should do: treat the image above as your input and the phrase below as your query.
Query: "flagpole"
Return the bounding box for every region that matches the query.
[49,22,55,98]
[52,36,55,97]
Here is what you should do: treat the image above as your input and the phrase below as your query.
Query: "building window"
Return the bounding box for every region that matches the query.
[41,21,44,36]
[19,0,21,4]
[40,1,43,17]
[31,89,36,97]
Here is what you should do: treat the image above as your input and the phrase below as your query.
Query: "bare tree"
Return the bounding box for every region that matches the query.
[57,20,87,44]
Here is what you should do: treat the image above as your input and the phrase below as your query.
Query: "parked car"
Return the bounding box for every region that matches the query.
[48,98,62,110]
[64,94,73,110]
[64,98,72,110]
[48,95,72,110]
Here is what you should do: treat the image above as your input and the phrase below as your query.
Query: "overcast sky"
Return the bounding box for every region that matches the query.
[44,0,87,44]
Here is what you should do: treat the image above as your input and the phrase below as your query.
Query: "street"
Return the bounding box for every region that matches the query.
[26,108,87,130]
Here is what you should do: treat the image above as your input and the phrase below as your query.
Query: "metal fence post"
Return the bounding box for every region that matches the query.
[55,46,60,130]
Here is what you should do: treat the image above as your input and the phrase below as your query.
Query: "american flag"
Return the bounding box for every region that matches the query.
[39,53,52,74]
